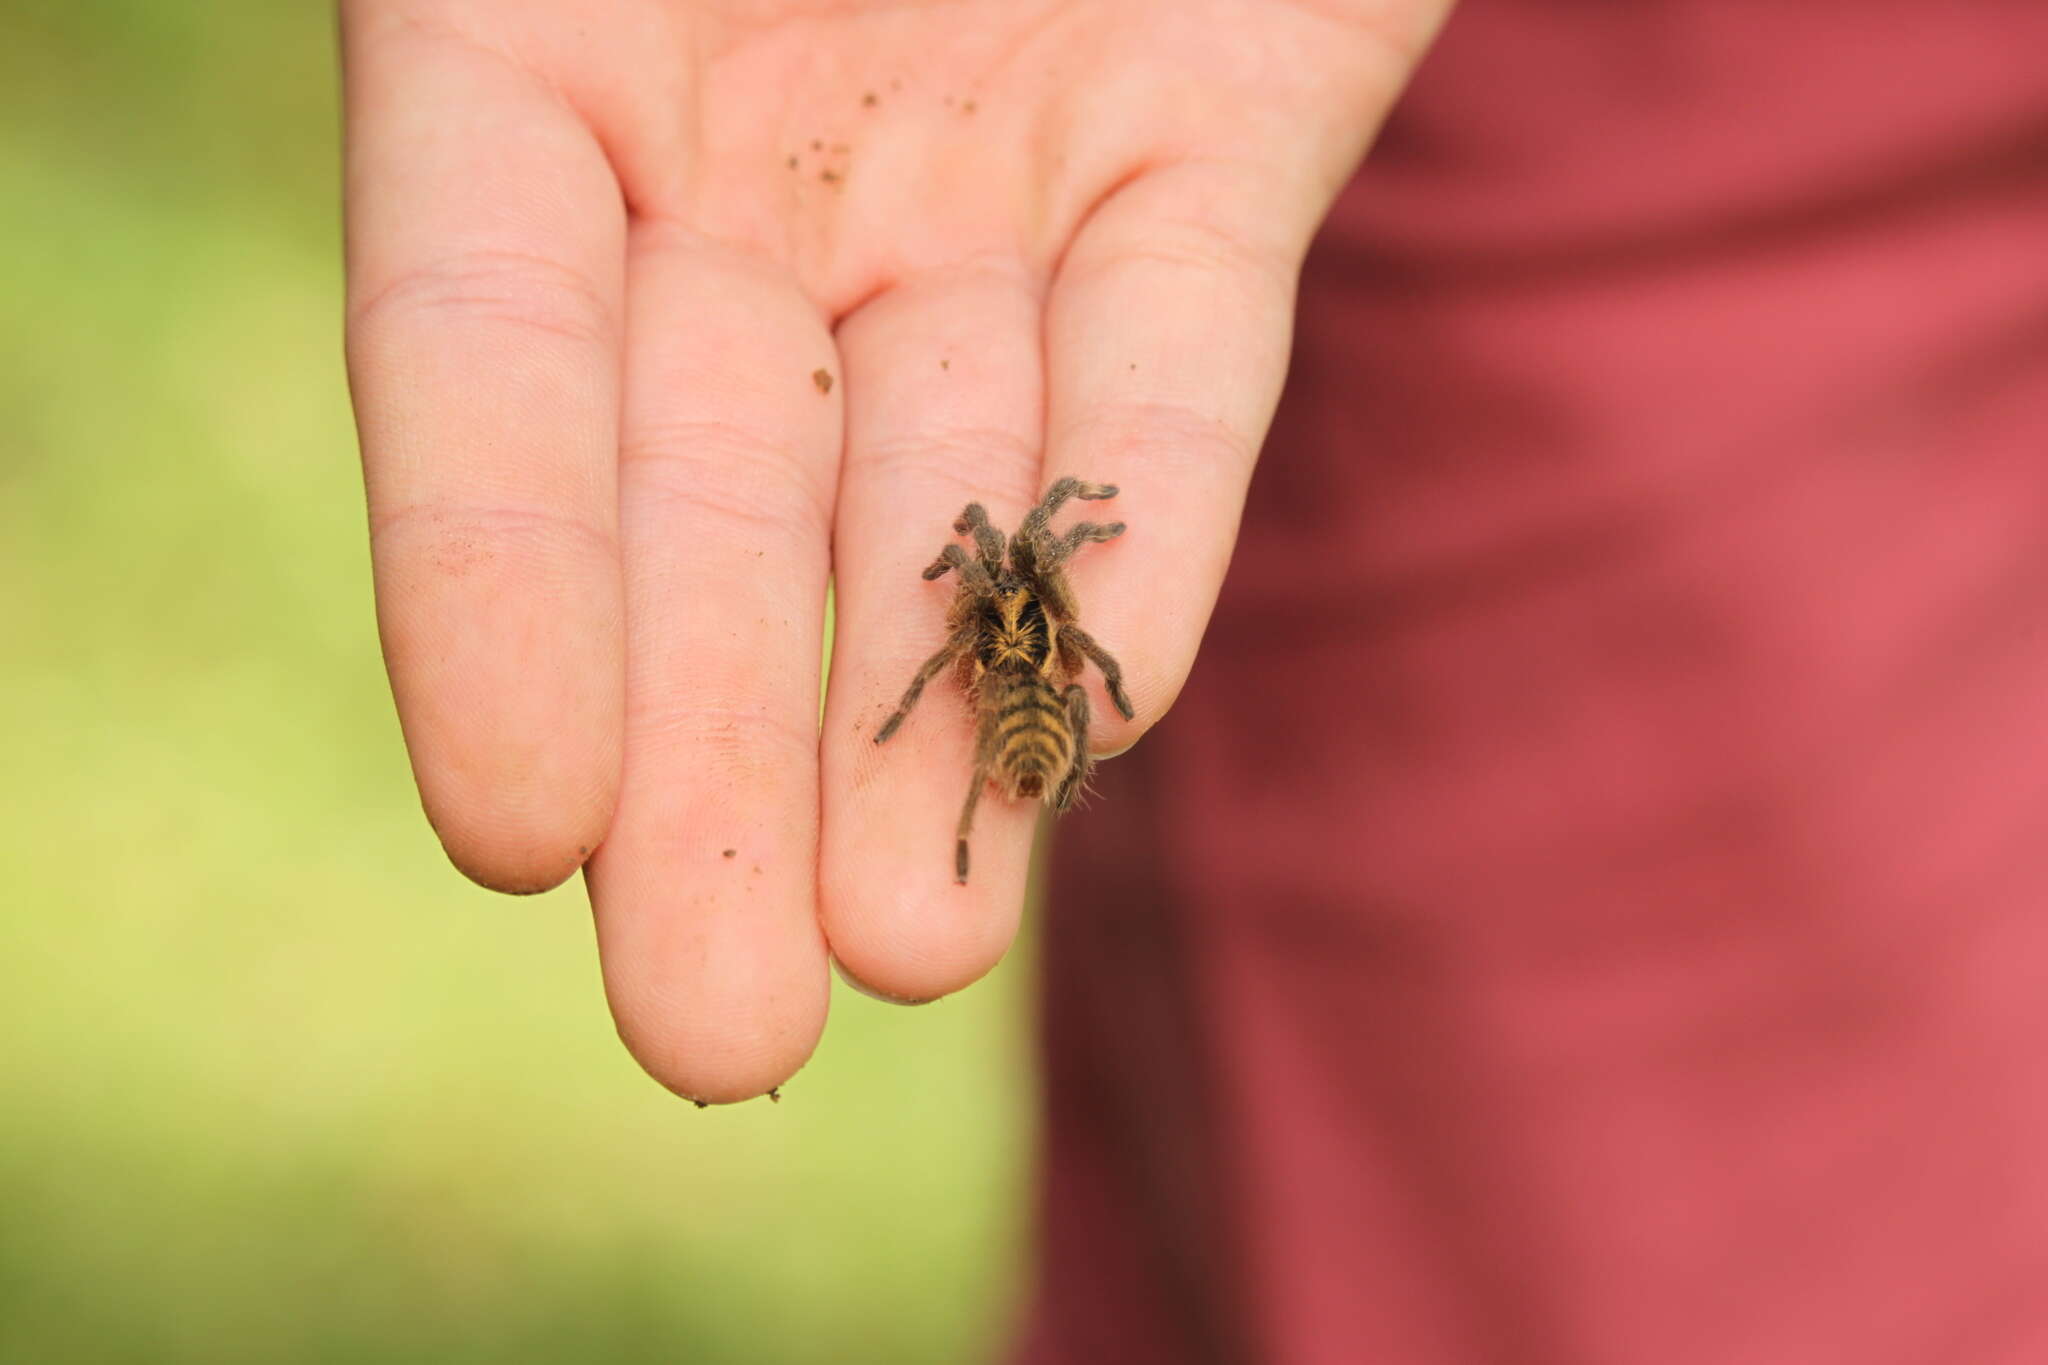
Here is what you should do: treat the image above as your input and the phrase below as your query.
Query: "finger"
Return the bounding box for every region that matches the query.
[342,7,624,892]
[1039,160,1325,754]
[820,260,1048,1003]
[585,227,837,1103]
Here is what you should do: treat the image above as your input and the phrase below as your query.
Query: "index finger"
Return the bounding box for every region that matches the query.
[342,6,626,892]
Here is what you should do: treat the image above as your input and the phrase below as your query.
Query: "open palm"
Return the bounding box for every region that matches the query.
[342,0,1449,1102]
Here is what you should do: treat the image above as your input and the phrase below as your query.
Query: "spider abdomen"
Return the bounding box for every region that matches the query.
[987,669,1074,803]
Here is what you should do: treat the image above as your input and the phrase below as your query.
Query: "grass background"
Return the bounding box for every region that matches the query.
[0,5,1032,1360]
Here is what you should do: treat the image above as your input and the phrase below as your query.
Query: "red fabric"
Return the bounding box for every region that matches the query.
[1019,3,2048,1361]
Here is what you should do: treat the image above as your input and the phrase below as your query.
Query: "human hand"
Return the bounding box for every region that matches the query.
[341,0,1450,1101]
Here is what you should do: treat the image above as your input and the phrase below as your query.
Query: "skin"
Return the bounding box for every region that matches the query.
[340,0,1455,1103]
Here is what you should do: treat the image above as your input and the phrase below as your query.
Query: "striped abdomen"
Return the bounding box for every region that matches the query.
[990,668,1073,802]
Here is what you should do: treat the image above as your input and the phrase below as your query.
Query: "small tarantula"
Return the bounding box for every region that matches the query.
[874,478,1135,883]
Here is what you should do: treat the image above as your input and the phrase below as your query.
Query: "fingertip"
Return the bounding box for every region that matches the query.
[436,821,602,896]
[589,802,832,1103]
[605,949,830,1105]
[373,502,626,899]
[395,709,616,897]
[405,693,622,895]
[821,860,1025,1005]
[832,955,936,1007]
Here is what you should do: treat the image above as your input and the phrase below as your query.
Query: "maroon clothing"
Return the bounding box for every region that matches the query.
[1022,3,2048,1362]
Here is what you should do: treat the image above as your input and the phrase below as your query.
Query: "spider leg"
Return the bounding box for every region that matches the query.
[875,624,975,743]
[1056,622,1134,721]
[954,765,990,883]
[1033,560,1079,624]
[1013,479,1118,572]
[952,503,1007,577]
[921,542,995,594]
[1051,684,1093,813]
[1021,478,1118,536]
[1040,519,1126,570]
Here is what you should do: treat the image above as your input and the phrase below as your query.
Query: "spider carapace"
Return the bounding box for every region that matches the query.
[874,478,1135,883]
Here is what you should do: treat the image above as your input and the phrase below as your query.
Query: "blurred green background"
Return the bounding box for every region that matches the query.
[0,5,1031,1360]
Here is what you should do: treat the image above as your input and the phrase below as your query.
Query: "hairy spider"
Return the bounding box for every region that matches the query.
[874,478,1135,883]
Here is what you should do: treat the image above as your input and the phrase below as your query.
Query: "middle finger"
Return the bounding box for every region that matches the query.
[587,223,839,1103]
